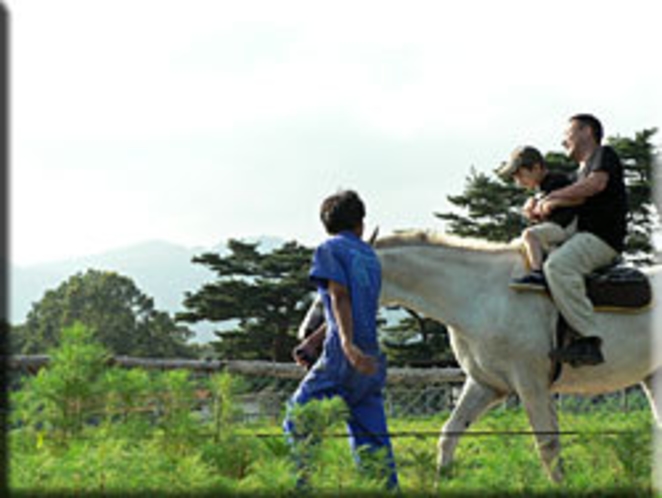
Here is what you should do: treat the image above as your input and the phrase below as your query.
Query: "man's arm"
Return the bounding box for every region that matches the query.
[328,279,377,375]
[537,171,608,217]
[545,171,608,202]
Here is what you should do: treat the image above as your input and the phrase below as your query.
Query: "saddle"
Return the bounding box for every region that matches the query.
[550,263,651,382]
[585,263,652,312]
[513,248,653,312]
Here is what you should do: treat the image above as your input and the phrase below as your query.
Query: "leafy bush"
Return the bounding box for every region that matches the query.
[12,322,109,445]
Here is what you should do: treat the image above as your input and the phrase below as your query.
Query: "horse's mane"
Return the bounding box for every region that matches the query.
[375,229,521,254]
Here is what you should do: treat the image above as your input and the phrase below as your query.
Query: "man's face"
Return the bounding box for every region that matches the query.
[562,119,590,161]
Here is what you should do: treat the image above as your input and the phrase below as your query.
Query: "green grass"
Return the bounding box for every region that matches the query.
[389,408,656,496]
[10,406,658,496]
[12,323,658,496]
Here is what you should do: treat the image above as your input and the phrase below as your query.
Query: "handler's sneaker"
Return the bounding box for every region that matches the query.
[549,336,604,367]
[509,270,547,292]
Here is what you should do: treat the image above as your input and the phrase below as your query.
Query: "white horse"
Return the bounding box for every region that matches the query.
[374,230,662,482]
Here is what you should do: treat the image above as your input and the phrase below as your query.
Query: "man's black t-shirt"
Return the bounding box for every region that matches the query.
[575,146,628,252]
[540,172,575,228]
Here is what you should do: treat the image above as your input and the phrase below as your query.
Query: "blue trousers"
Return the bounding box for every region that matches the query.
[283,353,399,490]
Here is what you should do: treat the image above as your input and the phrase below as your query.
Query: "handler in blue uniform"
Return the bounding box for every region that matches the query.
[283,189,398,490]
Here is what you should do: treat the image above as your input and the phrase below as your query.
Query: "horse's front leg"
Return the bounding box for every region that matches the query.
[516,376,563,483]
[437,377,505,477]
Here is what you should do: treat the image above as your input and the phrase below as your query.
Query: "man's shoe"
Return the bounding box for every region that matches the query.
[549,336,604,367]
[509,271,547,292]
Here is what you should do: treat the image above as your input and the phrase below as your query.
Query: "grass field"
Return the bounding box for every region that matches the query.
[10,325,659,496]
[10,404,658,496]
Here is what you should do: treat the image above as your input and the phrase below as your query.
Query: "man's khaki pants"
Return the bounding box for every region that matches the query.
[544,232,618,336]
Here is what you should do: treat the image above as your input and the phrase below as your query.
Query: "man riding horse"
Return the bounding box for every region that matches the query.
[529,114,628,367]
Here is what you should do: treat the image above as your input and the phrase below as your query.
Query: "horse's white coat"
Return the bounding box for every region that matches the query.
[375,231,661,481]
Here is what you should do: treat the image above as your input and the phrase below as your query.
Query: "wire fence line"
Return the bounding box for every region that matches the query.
[232,378,649,422]
[7,355,651,423]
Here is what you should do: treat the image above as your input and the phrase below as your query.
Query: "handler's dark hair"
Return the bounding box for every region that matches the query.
[570,113,603,144]
[320,190,365,234]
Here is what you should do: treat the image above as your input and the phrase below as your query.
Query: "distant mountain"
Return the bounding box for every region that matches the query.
[10,236,287,343]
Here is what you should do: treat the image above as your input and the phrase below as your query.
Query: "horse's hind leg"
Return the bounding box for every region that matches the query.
[437,377,504,477]
[517,381,563,483]
[641,368,662,426]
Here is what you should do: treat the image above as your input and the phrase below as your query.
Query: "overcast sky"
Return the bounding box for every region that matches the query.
[9,0,662,265]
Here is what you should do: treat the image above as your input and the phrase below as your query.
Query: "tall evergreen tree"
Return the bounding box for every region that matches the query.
[610,129,658,263]
[435,167,528,242]
[177,240,314,362]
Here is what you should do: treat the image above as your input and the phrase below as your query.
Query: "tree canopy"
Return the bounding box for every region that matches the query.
[12,269,195,358]
[177,239,314,362]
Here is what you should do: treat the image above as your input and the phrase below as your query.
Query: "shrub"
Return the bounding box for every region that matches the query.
[13,322,109,445]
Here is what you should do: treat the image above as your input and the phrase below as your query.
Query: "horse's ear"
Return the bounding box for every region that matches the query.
[367,226,379,246]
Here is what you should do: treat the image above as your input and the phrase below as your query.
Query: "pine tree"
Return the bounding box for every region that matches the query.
[609,128,658,263]
[177,239,314,362]
[435,167,528,242]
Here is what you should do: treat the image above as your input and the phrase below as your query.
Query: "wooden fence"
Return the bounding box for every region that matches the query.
[7,354,466,385]
[7,355,467,419]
